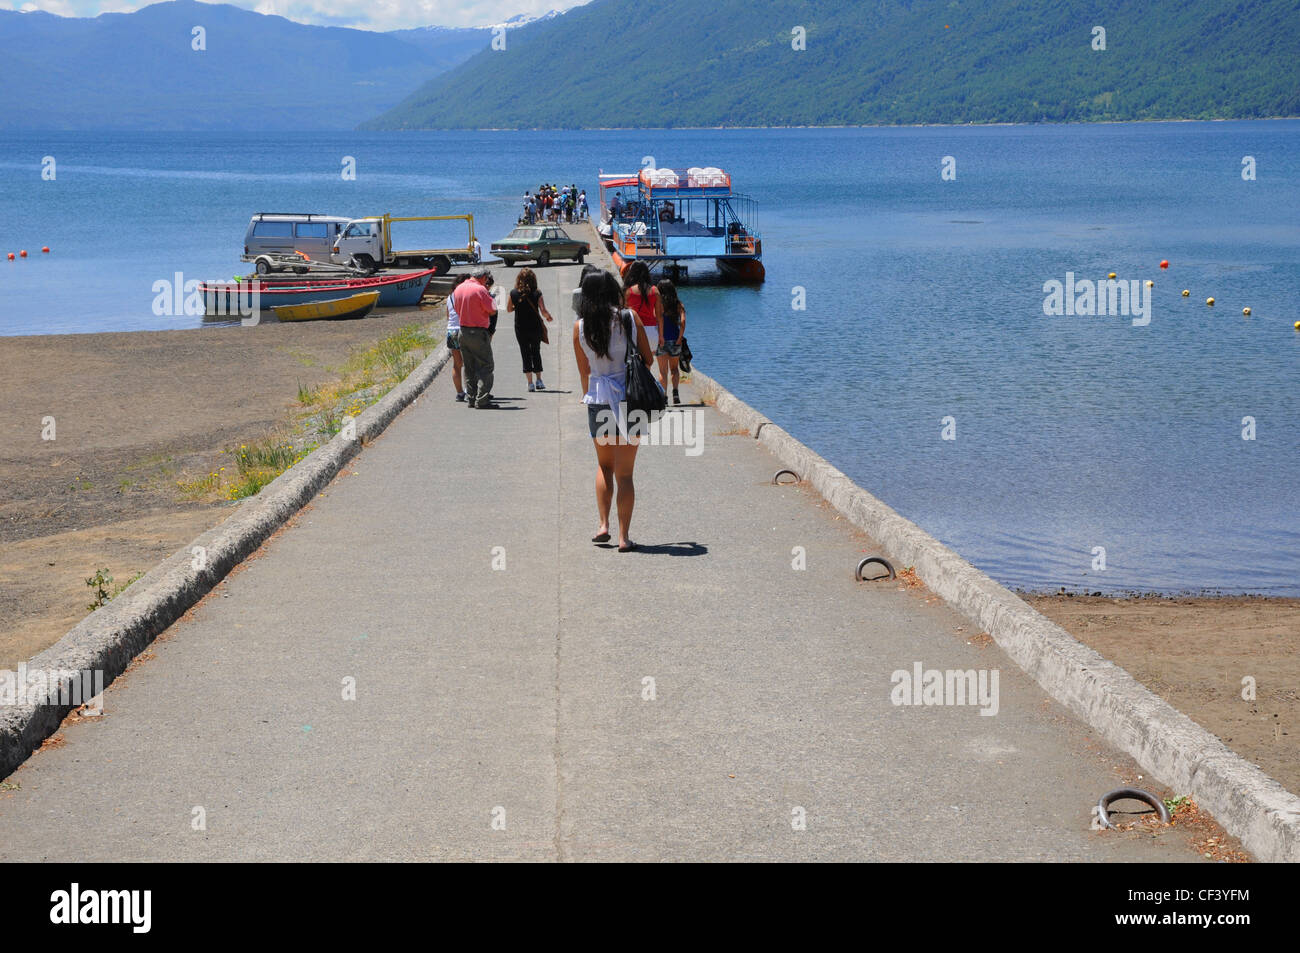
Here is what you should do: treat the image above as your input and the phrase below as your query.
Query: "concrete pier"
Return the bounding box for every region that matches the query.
[0,244,1212,861]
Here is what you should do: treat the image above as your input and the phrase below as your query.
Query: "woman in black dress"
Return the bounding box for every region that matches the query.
[507,267,554,391]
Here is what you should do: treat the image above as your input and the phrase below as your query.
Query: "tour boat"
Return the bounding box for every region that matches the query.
[597,167,764,283]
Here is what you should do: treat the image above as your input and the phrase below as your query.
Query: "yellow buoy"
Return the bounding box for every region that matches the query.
[1243,307,1251,316]
[1206,298,1215,306]
[1182,289,1190,296]
[1145,280,1154,288]
[1108,272,1117,279]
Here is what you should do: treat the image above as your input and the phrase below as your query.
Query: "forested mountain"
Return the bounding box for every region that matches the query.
[365,0,1300,129]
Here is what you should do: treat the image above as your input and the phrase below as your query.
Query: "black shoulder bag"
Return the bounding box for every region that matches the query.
[622,311,667,418]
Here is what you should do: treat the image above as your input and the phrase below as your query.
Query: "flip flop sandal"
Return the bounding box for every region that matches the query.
[618,541,638,553]
[592,532,611,543]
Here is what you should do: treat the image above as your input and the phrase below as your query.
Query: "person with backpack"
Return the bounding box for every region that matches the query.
[655,278,686,404]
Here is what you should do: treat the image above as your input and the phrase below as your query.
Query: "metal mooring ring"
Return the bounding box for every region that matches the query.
[855,556,896,581]
[1095,788,1171,830]
[772,469,799,485]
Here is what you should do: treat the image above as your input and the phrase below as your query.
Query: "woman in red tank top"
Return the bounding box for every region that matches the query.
[623,261,662,351]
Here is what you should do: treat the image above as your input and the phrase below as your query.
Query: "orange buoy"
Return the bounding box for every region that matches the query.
[1160,260,1169,269]
[41,246,50,254]
[18,250,27,258]
[5,253,12,261]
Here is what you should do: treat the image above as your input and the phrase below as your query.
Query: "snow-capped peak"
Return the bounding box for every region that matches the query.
[485,9,563,30]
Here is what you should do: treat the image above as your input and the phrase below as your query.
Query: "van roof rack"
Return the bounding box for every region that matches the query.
[251,212,338,220]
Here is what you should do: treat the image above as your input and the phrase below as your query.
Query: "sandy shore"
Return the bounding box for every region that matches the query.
[0,305,444,667]
[1030,594,1300,796]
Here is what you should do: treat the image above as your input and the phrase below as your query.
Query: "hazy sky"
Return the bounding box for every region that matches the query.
[8,0,584,30]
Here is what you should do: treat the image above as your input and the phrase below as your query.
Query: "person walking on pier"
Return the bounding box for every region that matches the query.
[454,268,498,409]
[446,274,468,401]
[655,278,686,404]
[623,260,662,353]
[573,270,654,553]
[507,267,554,392]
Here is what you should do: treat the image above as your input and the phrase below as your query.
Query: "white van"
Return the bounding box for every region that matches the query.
[242,213,352,271]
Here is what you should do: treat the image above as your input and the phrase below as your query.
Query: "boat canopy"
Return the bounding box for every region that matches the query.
[638,167,732,196]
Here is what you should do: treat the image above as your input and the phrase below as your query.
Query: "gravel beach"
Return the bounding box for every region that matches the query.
[0,305,442,666]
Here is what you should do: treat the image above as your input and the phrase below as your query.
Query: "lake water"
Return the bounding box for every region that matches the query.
[1,123,1297,595]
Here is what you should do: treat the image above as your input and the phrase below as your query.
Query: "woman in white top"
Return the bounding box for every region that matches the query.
[446,274,467,400]
[573,270,654,552]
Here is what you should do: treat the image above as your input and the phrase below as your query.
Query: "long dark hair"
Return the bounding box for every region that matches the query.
[623,260,652,305]
[514,267,538,296]
[579,271,624,358]
[657,279,680,321]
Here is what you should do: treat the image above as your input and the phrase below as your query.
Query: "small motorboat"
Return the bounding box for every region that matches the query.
[200,267,436,314]
[272,290,380,322]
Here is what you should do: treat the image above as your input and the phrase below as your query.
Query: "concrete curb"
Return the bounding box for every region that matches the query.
[690,366,1300,863]
[0,338,451,780]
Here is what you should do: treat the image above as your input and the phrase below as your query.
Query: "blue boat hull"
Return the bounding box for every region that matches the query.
[201,269,434,314]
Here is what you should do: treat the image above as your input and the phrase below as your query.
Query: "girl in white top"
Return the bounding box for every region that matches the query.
[446,274,466,400]
[573,270,654,553]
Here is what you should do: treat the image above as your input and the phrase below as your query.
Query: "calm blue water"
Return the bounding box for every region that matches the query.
[2,125,1297,594]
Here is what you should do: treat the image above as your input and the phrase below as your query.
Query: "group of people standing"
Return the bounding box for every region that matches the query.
[445,266,558,407]
[523,184,587,224]
[443,250,690,552]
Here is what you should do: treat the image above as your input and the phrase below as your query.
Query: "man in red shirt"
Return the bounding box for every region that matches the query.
[452,268,498,408]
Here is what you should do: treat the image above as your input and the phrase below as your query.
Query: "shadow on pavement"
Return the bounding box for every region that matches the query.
[628,541,708,557]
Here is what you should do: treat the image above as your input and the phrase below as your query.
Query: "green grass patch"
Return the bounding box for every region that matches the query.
[177,471,221,499]
[296,380,321,406]
[85,568,145,611]
[225,435,303,500]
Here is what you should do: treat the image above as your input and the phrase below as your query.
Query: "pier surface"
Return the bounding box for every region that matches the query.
[0,259,1204,861]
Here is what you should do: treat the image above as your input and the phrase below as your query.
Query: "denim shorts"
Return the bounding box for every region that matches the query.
[446,329,461,351]
[656,339,682,357]
[587,403,650,441]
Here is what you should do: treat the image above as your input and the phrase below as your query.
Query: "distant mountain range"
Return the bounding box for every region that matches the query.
[3,0,1296,131]
[368,0,1300,129]
[0,1,561,131]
